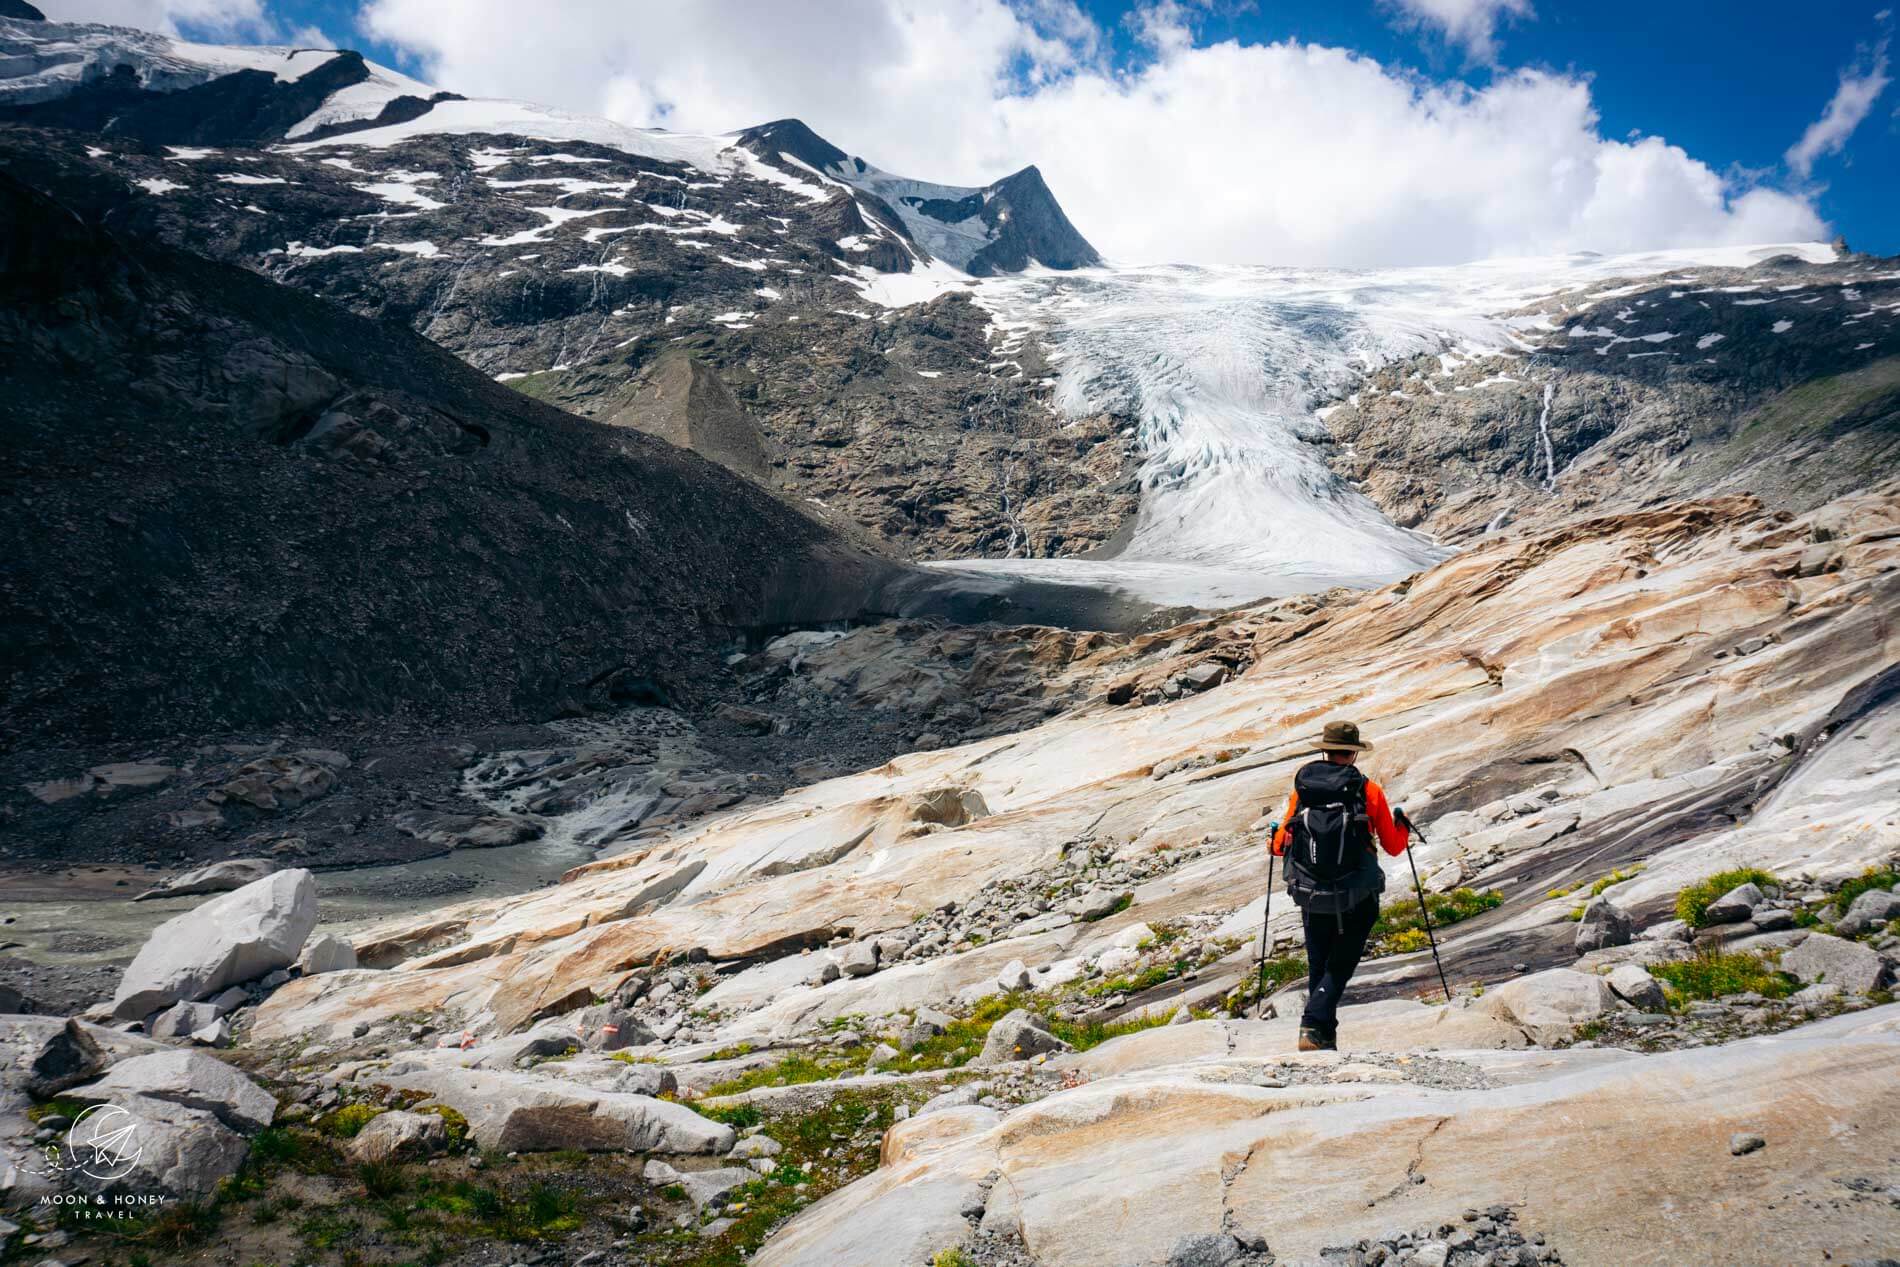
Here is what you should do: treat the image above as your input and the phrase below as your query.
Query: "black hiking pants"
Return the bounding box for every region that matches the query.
[1299,894,1380,1040]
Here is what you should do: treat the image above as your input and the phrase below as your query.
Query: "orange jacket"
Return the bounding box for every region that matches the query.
[1270,777,1409,857]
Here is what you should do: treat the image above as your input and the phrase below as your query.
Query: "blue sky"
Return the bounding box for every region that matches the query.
[66,0,1898,264]
[1112,0,1898,256]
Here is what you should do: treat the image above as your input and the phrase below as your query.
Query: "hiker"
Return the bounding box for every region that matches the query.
[1266,720,1411,1052]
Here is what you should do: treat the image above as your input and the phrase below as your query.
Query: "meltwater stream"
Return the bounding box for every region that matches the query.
[921,243,1836,608]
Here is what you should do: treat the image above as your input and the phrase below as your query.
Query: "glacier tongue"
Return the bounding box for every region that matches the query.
[934,244,1836,608]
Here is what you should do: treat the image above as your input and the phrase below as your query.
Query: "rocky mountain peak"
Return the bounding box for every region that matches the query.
[736,117,851,175]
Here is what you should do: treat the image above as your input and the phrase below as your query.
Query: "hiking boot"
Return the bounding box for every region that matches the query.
[1297,1027,1335,1052]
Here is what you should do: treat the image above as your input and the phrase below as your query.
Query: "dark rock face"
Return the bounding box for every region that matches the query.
[0,159,896,747]
[0,121,1131,560]
[738,119,1104,275]
[0,0,44,20]
[0,53,372,145]
[0,20,1125,559]
[962,165,1101,276]
[534,293,1139,560]
[1323,255,1900,541]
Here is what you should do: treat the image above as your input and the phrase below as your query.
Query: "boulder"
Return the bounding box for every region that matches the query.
[673,1165,756,1209]
[1095,946,1140,976]
[1703,883,1763,926]
[190,1017,233,1048]
[1606,964,1668,1013]
[209,987,249,1016]
[112,870,318,1019]
[297,934,357,975]
[0,984,38,1015]
[1638,919,1691,943]
[60,1095,249,1199]
[1167,1233,1242,1266]
[384,1067,734,1153]
[132,857,275,902]
[148,1001,221,1040]
[1483,969,1616,1044]
[916,1083,988,1118]
[392,811,541,850]
[466,1022,585,1068]
[1574,897,1633,954]
[216,754,339,810]
[995,959,1032,992]
[841,942,879,978]
[730,1134,782,1161]
[1180,663,1228,692]
[1834,888,1900,937]
[347,1109,448,1163]
[73,1049,276,1133]
[1790,983,1843,1013]
[574,1004,654,1051]
[1782,933,1887,996]
[1110,923,1155,950]
[1066,889,1132,921]
[4,1016,108,1095]
[975,1009,1071,1065]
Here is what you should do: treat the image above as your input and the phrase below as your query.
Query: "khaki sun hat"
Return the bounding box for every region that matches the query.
[1313,719,1373,753]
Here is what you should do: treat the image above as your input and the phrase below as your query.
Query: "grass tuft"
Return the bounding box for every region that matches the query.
[1370,888,1502,956]
[1649,947,1795,1005]
[1675,868,1777,929]
[1825,867,1900,924]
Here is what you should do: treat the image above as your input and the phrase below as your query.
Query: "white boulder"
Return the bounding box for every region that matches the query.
[113,870,318,1020]
[347,1109,448,1163]
[1482,969,1616,1044]
[384,1066,734,1153]
[1606,964,1668,1013]
[976,1010,1071,1065]
[1782,933,1887,996]
[74,1049,276,1133]
[297,934,358,975]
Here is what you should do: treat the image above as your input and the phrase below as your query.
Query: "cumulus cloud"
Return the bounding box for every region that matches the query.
[38,0,273,38]
[352,0,1824,268]
[1381,0,1534,63]
[1784,42,1891,179]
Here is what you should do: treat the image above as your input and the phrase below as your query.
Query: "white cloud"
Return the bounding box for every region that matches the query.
[1784,43,1891,179]
[1381,0,1534,63]
[37,0,272,38]
[353,0,1824,268]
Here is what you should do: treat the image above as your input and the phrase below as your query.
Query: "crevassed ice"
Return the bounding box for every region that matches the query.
[927,243,1834,608]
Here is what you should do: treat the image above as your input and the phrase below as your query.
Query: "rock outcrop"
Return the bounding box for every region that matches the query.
[754,1007,1900,1266]
[249,486,1900,1043]
[1324,255,1900,544]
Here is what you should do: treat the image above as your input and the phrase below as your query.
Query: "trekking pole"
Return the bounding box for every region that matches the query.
[1396,809,1452,1002]
[1255,845,1275,1020]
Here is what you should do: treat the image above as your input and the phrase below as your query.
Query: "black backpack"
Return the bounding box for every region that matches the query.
[1283,761,1383,913]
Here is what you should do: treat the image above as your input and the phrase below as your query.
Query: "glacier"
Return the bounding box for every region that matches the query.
[917,243,1838,609]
